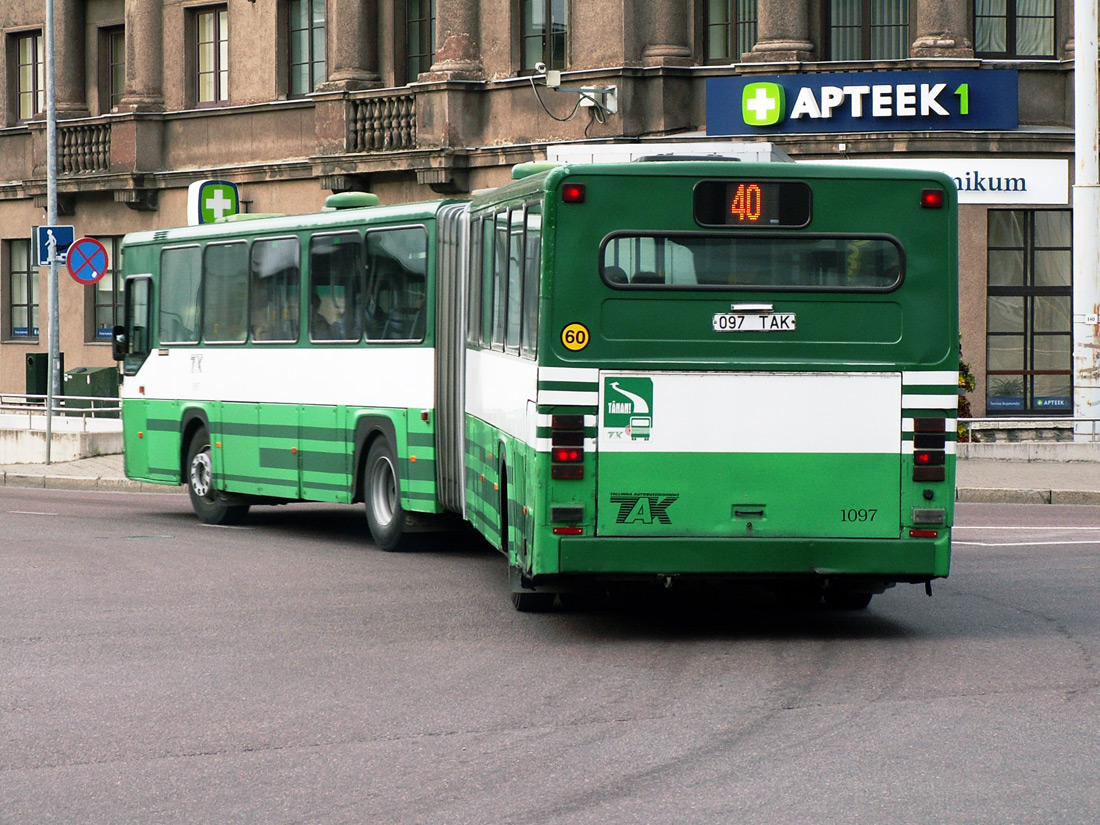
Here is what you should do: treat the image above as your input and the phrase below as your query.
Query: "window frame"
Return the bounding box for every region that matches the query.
[99,26,126,114]
[824,0,913,62]
[400,0,436,84]
[6,238,39,340]
[985,208,1072,416]
[194,5,229,107]
[520,0,568,73]
[699,0,758,65]
[14,30,45,122]
[288,0,326,98]
[974,0,1057,60]
[88,236,123,343]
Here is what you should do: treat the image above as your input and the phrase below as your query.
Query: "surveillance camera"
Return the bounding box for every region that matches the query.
[534,62,547,74]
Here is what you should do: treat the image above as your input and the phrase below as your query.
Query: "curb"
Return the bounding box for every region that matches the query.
[0,469,182,495]
[955,487,1100,505]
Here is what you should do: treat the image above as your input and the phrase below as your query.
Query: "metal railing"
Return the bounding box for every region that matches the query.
[0,393,121,427]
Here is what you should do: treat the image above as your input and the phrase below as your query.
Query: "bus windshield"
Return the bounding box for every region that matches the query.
[600,233,903,291]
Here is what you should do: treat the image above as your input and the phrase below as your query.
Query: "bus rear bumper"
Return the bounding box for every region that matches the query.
[556,533,950,580]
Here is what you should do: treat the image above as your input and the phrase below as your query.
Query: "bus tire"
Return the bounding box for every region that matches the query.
[363,437,410,551]
[185,430,249,526]
[824,591,873,610]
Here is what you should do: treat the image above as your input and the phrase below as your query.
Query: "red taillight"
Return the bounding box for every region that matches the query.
[553,526,584,536]
[551,414,585,480]
[909,528,939,539]
[562,182,586,203]
[921,188,945,209]
[912,417,947,482]
[552,447,582,463]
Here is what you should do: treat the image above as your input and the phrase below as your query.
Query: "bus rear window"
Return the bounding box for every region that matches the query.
[600,233,903,292]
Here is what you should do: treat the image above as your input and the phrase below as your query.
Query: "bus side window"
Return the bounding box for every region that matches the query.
[202,241,249,343]
[521,204,541,358]
[250,237,300,342]
[159,246,202,344]
[505,209,524,353]
[467,216,483,347]
[310,232,363,342]
[480,217,495,348]
[121,276,152,376]
[491,212,509,350]
[365,227,429,342]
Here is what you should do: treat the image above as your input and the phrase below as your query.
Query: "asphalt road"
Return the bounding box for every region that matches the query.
[2,489,1098,825]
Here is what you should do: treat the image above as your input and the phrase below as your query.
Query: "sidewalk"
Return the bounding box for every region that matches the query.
[3,453,1100,504]
[0,453,179,494]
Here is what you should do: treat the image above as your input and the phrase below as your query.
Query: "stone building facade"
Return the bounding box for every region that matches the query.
[0,0,1081,416]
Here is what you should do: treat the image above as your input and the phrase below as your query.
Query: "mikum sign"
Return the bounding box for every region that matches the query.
[813,158,1069,206]
[706,70,1018,135]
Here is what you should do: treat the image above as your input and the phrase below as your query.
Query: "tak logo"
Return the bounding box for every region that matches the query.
[610,494,679,525]
[742,82,785,127]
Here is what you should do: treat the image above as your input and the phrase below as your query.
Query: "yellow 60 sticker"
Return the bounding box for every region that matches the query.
[561,323,590,351]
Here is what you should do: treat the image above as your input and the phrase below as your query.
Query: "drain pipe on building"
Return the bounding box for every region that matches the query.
[1073,0,1100,440]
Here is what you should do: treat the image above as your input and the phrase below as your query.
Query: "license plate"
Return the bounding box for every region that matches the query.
[712,312,796,332]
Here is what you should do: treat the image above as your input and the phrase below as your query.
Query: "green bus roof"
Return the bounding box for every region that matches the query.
[122,197,464,248]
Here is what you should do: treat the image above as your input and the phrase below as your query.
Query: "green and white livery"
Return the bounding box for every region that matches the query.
[116,152,958,611]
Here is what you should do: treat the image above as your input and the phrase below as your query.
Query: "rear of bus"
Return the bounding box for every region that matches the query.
[529,160,957,605]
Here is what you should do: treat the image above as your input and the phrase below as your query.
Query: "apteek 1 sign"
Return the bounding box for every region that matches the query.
[706,70,1018,135]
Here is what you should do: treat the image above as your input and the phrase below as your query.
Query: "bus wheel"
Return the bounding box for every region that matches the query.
[364,438,410,551]
[511,589,556,612]
[824,591,873,610]
[185,430,249,525]
[508,566,555,612]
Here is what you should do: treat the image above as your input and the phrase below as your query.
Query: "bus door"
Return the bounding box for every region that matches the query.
[594,371,903,540]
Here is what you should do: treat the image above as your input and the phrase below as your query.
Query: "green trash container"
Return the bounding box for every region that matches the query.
[62,366,120,418]
[26,352,63,398]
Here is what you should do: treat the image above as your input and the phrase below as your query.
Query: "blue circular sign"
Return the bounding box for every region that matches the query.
[66,237,109,285]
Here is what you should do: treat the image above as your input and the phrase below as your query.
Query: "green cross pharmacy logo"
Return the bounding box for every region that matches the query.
[200,182,240,223]
[742,82,785,127]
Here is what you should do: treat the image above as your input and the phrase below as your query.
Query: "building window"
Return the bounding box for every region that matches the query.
[196,6,229,106]
[521,0,567,72]
[406,0,436,80]
[90,238,123,342]
[975,0,1055,58]
[986,210,1072,415]
[15,31,45,121]
[827,0,910,61]
[100,27,125,113]
[289,0,326,97]
[7,239,38,339]
[702,0,758,64]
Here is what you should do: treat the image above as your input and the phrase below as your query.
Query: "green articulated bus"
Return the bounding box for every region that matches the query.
[114,153,958,611]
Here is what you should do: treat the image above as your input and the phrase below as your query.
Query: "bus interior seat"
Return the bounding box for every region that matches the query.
[604,265,628,284]
[632,270,664,284]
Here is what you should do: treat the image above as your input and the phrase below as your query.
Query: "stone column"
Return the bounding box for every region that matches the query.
[426,0,484,79]
[912,0,974,58]
[118,0,164,110]
[55,0,89,117]
[317,0,382,90]
[642,0,692,66]
[742,0,814,63]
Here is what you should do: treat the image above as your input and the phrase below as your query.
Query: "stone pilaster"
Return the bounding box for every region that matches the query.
[55,0,89,117]
[742,0,814,63]
[912,0,974,58]
[424,0,484,80]
[118,0,164,111]
[316,0,382,91]
[642,0,692,66]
